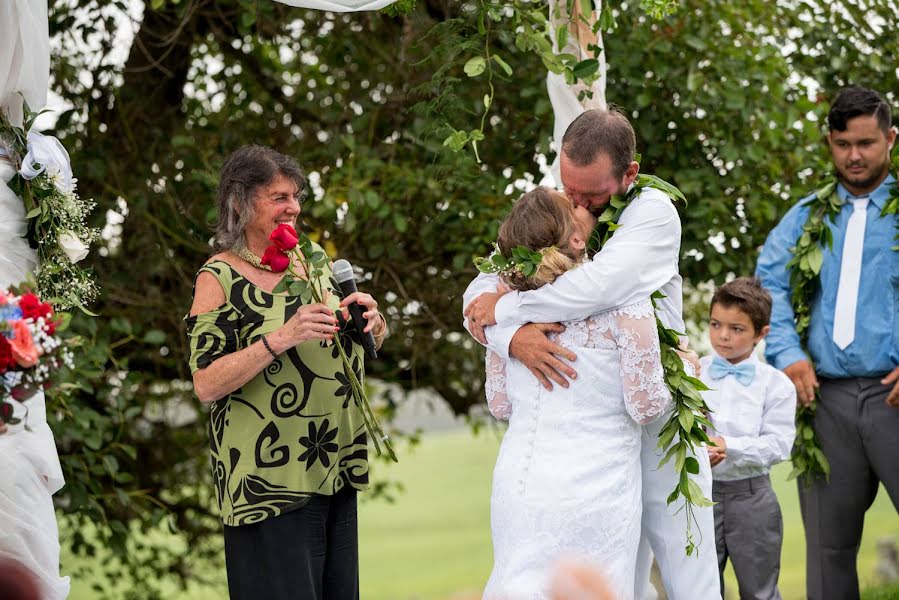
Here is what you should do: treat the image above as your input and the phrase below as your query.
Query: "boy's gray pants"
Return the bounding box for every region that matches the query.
[713,474,783,600]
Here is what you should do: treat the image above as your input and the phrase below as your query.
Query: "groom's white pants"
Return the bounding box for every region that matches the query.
[634,416,721,600]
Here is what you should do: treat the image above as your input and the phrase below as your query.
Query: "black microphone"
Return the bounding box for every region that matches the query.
[332,259,378,360]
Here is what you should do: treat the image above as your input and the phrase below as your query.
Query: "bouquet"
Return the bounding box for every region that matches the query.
[264,224,397,462]
[0,284,74,426]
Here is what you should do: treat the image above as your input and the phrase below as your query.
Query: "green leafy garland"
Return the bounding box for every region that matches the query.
[597,174,714,556]
[787,156,899,482]
[0,104,99,312]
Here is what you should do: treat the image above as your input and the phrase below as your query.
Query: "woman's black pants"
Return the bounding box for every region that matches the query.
[223,487,359,600]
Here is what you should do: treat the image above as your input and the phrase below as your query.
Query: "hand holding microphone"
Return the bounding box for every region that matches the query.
[332,259,381,360]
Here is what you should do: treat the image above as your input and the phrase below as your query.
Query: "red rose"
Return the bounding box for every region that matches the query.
[269,224,299,251]
[261,245,290,272]
[0,336,16,374]
[18,293,53,321]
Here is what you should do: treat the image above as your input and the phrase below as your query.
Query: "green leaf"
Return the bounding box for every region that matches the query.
[492,54,513,77]
[598,5,616,31]
[442,129,469,152]
[556,24,569,49]
[807,245,824,275]
[677,407,694,433]
[685,456,700,475]
[463,56,487,77]
[571,58,600,80]
[142,329,166,344]
[272,276,291,294]
[674,443,686,475]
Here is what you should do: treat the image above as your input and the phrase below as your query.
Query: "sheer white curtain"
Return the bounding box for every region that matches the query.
[546,0,607,185]
[272,0,399,12]
[0,2,69,598]
[0,0,49,128]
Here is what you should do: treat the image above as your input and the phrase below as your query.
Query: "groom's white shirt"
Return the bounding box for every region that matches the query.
[463,186,722,600]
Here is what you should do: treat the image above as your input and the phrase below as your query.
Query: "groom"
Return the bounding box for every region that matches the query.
[463,109,720,600]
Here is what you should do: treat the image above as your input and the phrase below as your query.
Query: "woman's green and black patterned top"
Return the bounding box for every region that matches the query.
[185,255,368,527]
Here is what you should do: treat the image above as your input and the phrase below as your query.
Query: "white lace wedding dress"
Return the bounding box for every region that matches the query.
[482,298,671,600]
[0,158,70,599]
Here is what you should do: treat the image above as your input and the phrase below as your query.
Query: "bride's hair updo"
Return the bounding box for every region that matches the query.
[497,187,584,291]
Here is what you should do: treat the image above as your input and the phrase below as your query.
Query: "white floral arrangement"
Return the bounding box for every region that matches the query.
[0,104,100,311]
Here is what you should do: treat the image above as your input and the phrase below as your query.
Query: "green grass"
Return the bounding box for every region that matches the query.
[63,428,899,599]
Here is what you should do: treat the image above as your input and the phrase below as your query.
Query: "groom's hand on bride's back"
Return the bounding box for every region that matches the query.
[510,324,578,391]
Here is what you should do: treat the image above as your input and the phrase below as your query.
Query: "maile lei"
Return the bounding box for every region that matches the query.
[595,174,714,556]
[475,173,715,556]
[786,154,899,482]
[0,102,99,312]
[263,223,398,462]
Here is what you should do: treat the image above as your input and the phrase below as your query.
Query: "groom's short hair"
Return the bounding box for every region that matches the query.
[561,108,636,178]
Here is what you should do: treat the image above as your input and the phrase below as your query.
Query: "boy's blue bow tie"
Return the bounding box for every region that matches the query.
[709,356,755,386]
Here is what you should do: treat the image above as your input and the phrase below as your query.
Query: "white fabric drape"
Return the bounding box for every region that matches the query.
[0,155,69,600]
[0,0,50,128]
[272,0,398,12]
[546,0,607,185]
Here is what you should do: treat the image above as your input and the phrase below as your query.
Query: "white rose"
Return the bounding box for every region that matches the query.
[19,131,74,193]
[58,232,89,263]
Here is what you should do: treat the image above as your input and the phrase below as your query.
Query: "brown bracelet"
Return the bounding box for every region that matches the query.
[260,335,278,360]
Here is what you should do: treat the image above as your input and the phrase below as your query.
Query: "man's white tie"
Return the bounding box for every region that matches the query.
[832,196,869,350]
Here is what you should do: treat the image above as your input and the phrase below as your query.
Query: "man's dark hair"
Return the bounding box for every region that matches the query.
[561,108,636,178]
[828,87,892,135]
[711,277,772,334]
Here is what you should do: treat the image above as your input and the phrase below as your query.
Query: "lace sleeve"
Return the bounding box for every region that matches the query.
[611,299,672,425]
[485,349,512,420]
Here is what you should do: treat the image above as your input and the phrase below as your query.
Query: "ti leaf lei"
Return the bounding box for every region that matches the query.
[597,173,714,557]
[787,156,899,482]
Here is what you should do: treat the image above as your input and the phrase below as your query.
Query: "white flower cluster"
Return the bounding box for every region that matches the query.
[22,317,69,386]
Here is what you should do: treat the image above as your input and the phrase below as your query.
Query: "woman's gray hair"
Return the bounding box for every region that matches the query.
[213,145,307,252]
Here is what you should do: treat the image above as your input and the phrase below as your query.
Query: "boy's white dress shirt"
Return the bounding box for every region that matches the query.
[699,352,797,481]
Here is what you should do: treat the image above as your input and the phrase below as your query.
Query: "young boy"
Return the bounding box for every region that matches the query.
[699,277,796,600]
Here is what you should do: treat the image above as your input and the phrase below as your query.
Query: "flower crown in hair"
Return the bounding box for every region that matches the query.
[473,243,557,279]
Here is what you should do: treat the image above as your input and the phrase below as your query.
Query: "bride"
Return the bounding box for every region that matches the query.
[480,187,672,600]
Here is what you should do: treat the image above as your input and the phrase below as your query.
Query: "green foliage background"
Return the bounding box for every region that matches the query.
[41,0,898,595]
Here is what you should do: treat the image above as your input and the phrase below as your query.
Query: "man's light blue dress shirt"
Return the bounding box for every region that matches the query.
[756,174,898,378]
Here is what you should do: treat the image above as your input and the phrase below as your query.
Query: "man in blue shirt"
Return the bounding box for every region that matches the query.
[757,86,899,600]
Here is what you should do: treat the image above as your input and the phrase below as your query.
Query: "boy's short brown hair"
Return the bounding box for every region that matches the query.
[710,277,772,333]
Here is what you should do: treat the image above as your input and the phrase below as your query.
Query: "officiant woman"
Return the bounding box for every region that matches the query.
[185,145,387,600]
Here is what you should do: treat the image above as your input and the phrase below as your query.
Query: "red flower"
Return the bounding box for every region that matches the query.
[0,336,16,374]
[19,293,53,321]
[269,224,299,251]
[261,245,290,272]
